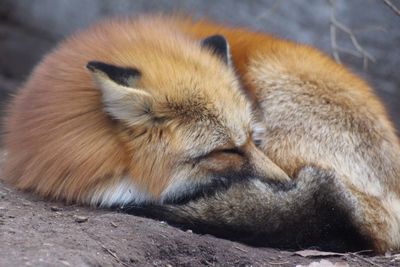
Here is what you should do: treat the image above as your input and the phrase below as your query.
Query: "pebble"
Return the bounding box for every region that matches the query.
[60,260,71,266]
[50,206,63,212]
[74,215,88,223]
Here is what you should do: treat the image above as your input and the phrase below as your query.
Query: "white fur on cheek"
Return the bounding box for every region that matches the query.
[160,170,208,204]
[89,177,151,207]
[160,174,195,203]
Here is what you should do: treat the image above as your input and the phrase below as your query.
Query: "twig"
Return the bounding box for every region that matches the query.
[382,0,400,16]
[350,252,383,267]
[328,0,375,69]
[268,261,290,265]
[352,249,374,255]
[330,18,341,64]
[102,246,132,267]
[233,246,248,252]
[335,47,365,58]
[353,25,387,34]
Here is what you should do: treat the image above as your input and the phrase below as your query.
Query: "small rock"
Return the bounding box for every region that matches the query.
[60,260,71,266]
[50,206,63,212]
[110,222,118,228]
[152,260,162,266]
[73,215,88,223]
[186,229,193,234]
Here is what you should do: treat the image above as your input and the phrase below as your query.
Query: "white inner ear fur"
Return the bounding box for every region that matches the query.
[251,120,266,144]
[226,41,233,68]
[90,71,154,126]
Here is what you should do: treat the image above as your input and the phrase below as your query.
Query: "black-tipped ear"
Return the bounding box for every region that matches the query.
[86,61,141,87]
[200,35,230,65]
[86,61,154,126]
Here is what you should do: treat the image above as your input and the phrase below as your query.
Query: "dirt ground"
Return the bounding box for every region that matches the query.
[0,178,399,266]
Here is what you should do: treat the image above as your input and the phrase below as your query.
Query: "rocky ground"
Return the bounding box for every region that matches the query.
[2,179,400,267]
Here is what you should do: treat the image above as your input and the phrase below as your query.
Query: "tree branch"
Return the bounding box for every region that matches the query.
[382,0,400,16]
[328,0,375,69]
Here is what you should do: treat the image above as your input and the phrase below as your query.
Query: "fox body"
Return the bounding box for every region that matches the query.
[2,17,288,205]
[2,16,400,252]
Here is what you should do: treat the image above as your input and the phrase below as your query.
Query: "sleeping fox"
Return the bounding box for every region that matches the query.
[2,16,400,253]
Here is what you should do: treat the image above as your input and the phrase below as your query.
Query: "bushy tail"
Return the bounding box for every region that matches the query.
[124,167,372,252]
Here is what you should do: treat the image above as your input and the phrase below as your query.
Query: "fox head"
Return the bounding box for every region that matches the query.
[86,35,289,206]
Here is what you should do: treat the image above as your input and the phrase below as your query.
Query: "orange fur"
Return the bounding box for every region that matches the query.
[2,16,288,205]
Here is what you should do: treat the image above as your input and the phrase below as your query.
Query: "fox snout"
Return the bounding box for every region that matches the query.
[243,142,291,183]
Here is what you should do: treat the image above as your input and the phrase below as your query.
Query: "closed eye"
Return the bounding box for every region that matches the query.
[215,147,243,156]
[191,147,243,164]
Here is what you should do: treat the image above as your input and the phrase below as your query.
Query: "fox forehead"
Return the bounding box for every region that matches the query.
[162,94,252,158]
[159,79,250,121]
[120,37,252,143]
[80,17,249,123]
[83,18,253,149]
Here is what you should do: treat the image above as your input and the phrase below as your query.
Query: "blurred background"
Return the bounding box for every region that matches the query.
[0,0,399,130]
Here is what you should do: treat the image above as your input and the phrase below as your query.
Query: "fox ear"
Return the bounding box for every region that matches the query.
[86,61,154,126]
[86,61,140,87]
[200,35,231,66]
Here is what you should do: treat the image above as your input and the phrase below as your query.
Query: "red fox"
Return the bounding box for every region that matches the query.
[2,16,289,205]
[2,16,400,253]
